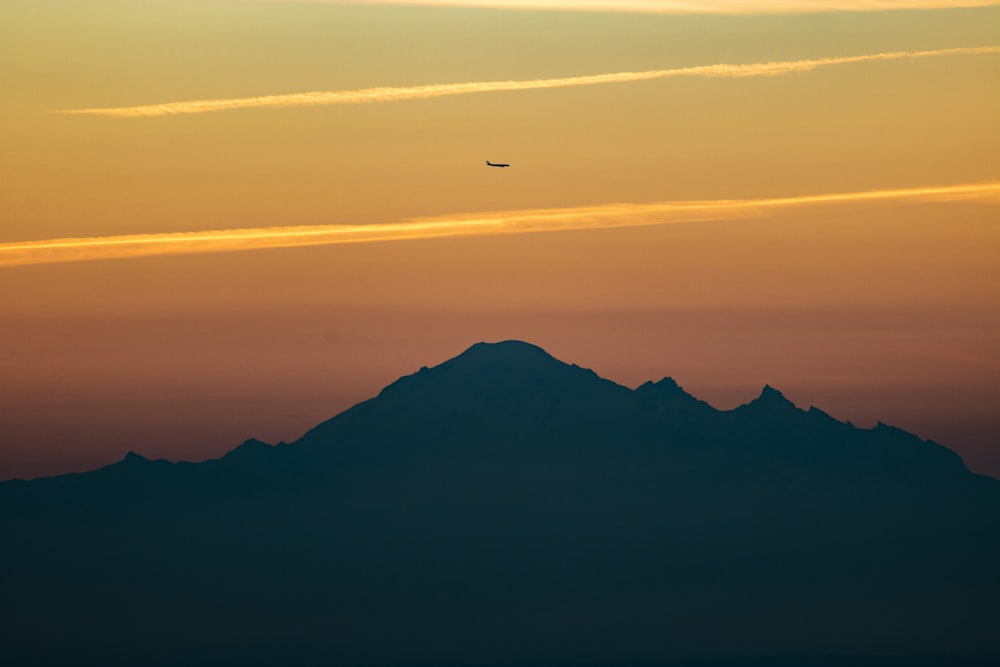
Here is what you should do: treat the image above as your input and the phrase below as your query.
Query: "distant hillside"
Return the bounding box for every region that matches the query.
[2,341,998,667]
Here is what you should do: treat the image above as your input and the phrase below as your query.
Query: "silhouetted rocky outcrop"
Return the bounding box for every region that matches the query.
[2,341,997,666]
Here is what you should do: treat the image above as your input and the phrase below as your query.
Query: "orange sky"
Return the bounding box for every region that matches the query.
[1,0,998,479]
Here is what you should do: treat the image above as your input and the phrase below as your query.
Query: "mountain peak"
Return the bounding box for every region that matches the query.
[223,438,274,460]
[638,376,680,391]
[307,340,629,445]
[378,340,611,399]
[635,376,700,402]
[758,384,790,402]
[120,450,149,465]
[456,340,557,364]
[435,340,623,391]
[735,384,799,413]
[466,339,549,354]
[97,450,153,475]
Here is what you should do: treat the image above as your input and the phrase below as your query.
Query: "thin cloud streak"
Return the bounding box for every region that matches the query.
[3,182,998,268]
[58,46,1000,118]
[313,1,1000,14]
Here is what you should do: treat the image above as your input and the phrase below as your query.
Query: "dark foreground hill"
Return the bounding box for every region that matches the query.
[2,341,998,666]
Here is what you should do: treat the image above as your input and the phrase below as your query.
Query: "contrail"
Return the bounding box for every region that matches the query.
[58,46,1000,118]
[2,182,997,268]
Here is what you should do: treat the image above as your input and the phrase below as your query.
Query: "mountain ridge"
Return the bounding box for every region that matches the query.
[2,340,997,666]
[4,340,975,482]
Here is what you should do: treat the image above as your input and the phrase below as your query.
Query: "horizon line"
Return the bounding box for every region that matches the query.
[55,45,1000,118]
[2,181,998,268]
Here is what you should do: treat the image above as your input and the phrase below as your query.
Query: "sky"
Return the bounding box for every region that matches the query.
[1,0,998,480]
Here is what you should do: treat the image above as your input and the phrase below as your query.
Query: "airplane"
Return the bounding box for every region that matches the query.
[486,160,510,168]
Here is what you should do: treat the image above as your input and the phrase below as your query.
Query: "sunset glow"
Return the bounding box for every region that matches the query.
[2,0,998,481]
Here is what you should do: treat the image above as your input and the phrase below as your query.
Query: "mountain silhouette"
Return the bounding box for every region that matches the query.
[2,341,998,667]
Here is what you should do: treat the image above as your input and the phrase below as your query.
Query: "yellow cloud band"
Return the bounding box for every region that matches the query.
[58,46,1000,118]
[3,182,998,268]
[290,1,1000,14]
